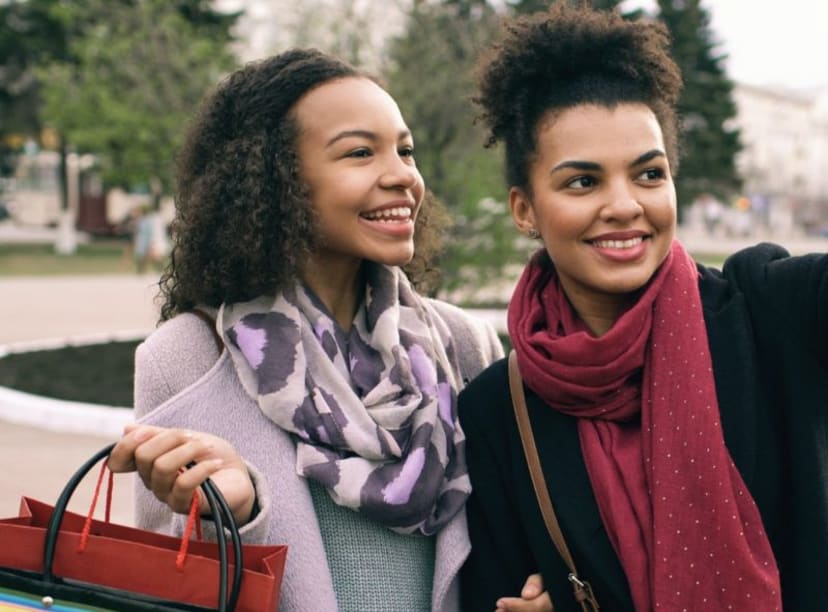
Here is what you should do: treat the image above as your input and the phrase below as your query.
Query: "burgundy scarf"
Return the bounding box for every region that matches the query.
[508,241,781,611]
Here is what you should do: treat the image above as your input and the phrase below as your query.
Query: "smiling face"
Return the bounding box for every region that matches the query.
[510,103,677,324]
[294,77,425,278]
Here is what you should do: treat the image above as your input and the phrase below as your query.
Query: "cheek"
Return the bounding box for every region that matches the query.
[413,172,426,201]
[643,190,677,230]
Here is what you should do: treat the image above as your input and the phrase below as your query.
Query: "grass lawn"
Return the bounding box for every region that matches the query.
[0,341,140,407]
[0,238,729,277]
[0,240,145,276]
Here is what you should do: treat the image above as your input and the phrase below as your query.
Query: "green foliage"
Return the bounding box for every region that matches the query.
[507,0,627,14]
[35,0,237,194]
[0,0,69,139]
[656,0,742,213]
[386,2,522,294]
[0,0,73,175]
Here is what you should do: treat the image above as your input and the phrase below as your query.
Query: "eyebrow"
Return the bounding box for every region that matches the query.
[326,129,412,148]
[550,149,666,174]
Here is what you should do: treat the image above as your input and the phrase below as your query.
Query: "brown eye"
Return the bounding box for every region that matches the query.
[567,176,597,189]
[638,168,665,181]
[347,148,372,159]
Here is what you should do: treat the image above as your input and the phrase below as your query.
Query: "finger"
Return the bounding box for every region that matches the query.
[534,592,553,611]
[496,597,521,611]
[496,592,554,611]
[141,432,216,499]
[107,425,161,472]
[521,573,544,599]
[165,458,224,515]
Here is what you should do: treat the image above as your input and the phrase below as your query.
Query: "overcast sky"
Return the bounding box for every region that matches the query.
[621,0,828,91]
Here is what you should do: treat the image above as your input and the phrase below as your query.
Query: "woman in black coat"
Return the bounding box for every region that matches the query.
[458,4,827,611]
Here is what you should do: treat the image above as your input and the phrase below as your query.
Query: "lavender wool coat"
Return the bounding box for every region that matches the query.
[131,299,504,612]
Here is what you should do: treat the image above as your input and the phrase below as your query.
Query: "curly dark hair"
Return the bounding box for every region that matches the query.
[159,48,448,321]
[475,3,683,193]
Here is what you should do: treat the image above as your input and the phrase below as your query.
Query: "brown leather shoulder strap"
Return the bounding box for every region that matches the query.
[508,350,600,611]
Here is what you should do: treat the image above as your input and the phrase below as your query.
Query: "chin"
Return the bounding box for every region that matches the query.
[600,270,659,295]
[370,250,415,268]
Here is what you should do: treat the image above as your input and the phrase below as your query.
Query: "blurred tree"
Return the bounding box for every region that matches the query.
[656,0,741,215]
[0,0,70,178]
[0,0,65,138]
[386,1,524,298]
[36,0,238,201]
[507,0,628,14]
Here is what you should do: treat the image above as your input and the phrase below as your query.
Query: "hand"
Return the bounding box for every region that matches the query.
[108,424,256,526]
[495,573,553,611]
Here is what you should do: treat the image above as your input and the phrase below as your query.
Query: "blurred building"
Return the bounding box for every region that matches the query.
[732,83,828,235]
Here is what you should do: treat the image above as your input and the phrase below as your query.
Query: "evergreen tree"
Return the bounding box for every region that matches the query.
[656,0,741,213]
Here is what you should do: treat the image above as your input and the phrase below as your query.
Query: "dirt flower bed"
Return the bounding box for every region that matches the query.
[0,341,140,407]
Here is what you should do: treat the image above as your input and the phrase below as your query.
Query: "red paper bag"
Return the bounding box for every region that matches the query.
[0,496,286,611]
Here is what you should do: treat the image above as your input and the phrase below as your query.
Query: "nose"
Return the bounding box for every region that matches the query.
[599,179,643,222]
[379,154,421,191]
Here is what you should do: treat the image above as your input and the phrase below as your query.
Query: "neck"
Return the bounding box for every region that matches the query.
[301,255,365,332]
[563,285,631,338]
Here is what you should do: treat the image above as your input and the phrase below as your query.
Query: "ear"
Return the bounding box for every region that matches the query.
[509,186,537,235]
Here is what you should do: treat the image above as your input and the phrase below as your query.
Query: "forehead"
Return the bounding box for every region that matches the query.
[535,103,665,162]
[292,77,408,140]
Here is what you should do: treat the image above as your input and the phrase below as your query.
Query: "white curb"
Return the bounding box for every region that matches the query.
[0,385,133,437]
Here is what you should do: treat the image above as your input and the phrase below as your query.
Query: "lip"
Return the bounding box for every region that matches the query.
[359,199,417,237]
[586,230,649,242]
[586,230,651,263]
[362,199,416,216]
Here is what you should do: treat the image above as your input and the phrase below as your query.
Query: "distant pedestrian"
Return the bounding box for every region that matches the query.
[697,192,724,235]
[131,205,168,274]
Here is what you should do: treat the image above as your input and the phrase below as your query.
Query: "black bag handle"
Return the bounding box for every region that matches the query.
[42,442,244,612]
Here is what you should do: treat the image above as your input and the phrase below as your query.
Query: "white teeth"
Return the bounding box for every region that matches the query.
[362,207,412,221]
[592,237,644,249]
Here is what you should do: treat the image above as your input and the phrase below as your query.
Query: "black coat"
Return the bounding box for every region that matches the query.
[458,243,828,611]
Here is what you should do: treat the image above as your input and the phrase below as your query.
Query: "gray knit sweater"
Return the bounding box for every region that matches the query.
[132,298,503,612]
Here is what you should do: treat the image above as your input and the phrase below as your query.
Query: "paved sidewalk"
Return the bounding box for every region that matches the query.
[0,274,160,344]
[0,273,161,525]
[0,421,134,525]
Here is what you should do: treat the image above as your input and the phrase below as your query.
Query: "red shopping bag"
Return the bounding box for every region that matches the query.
[0,444,286,611]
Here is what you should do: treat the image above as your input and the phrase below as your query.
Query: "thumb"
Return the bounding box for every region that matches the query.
[522,573,544,598]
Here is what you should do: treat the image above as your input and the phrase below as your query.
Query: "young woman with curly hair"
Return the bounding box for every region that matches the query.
[107,48,551,611]
[459,4,827,611]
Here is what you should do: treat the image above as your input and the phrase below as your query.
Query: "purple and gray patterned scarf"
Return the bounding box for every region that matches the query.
[218,264,470,535]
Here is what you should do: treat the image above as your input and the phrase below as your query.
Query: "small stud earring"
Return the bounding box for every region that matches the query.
[527,228,540,239]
